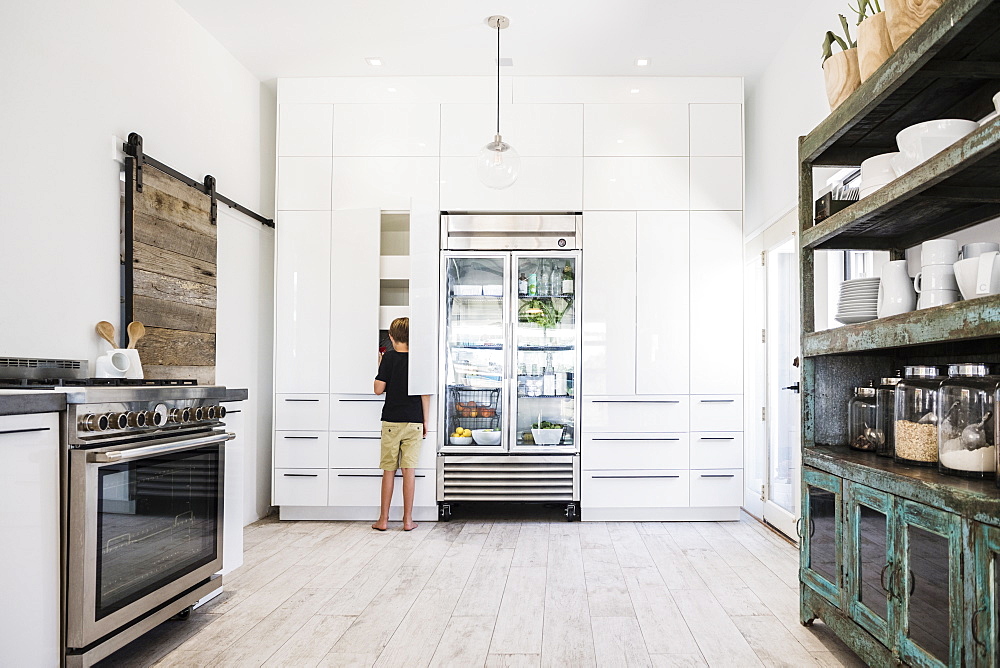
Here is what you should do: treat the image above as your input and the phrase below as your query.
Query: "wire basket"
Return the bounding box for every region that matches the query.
[448,386,502,434]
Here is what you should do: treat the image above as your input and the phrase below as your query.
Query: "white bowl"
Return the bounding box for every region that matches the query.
[994,90,1000,115]
[895,119,979,164]
[482,285,503,297]
[860,152,898,191]
[472,429,502,445]
[954,254,1000,300]
[453,285,482,296]
[449,436,473,445]
[531,428,564,445]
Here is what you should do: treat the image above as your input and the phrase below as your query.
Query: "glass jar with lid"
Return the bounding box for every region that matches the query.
[894,365,944,466]
[938,363,997,479]
[848,387,878,451]
[875,376,902,457]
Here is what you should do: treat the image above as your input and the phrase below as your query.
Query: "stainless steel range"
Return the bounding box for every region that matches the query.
[0,362,236,668]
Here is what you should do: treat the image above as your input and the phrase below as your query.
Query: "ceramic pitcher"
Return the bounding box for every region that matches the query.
[877,259,916,317]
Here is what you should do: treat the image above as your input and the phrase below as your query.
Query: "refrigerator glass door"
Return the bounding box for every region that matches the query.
[511,253,580,452]
[441,254,508,452]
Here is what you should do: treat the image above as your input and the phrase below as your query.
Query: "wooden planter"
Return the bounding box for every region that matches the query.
[885,0,943,49]
[823,48,861,111]
[858,12,895,80]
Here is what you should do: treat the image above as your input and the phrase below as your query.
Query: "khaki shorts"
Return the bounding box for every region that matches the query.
[380,421,423,470]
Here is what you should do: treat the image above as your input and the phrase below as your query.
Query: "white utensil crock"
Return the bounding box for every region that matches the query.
[95,349,143,379]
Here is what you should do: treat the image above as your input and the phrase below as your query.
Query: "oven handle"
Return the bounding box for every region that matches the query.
[87,432,236,463]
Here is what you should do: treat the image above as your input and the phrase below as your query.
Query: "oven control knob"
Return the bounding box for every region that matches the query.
[124,411,145,428]
[111,413,129,430]
[193,406,205,421]
[169,408,192,423]
[217,405,227,419]
[80,413,110,432]
[206,405,217,419]
[145,410,162,427]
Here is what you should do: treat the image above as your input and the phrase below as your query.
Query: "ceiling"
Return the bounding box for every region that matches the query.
[177,1,796,84]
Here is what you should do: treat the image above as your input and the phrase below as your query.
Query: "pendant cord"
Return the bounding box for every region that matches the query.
[496,22,501,136]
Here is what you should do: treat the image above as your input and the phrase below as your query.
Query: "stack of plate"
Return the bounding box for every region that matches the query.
[835,277,880,325]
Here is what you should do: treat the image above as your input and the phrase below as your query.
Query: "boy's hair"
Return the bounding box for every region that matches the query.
[389,317,409,344]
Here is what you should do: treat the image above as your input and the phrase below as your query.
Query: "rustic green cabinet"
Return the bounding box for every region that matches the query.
[972,521,1000,665]
[845,482,894,647]
[801,469,844,606]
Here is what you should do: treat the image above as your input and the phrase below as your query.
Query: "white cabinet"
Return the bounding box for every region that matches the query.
[690,157,743,211]
[689,211,743,394]
[439,156,583,211]
[689,104,743,156]
[273,469,329,506]
[636,212,689,394]
[440,103,583,156]
[581,211,636,396]
[690,469,744,507]
[690,395,743,431]
[276,157,333,211]
[583,104,688,156]
[332,157,439,210]
[408,199,439,396]
[689,432,743,469]
[275,394,330,431]
[583,433,689,470]
[582,397,689,432]
[330,208,380,393]
[583,157,689,210]
[582,470,690,508]
[274,431,329,469]
[328,468,436,512]
[332,104,439,156]
[0,412,60,668]
[278,103,333,156]
[221,407,244,574]
[274,212,331,393]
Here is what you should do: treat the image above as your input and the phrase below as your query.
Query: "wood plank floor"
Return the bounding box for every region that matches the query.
[98,512,864,668]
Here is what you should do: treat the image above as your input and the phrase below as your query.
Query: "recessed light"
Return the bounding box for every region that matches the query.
[387,87,397,93]
[365,57,383,67]
[616,139,625,144]
[630,88,640,94]
[635,58,650,67]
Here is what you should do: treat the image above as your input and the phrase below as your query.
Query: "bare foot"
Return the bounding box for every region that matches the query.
[372,521,388,531]
[403,521,418,531]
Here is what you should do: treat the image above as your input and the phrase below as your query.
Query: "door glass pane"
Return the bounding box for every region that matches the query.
[808,485,838,585]
[514,256,577,447]
[96,447,219,618]
[907,525,950,662]
[767,239,799,515]
[857,504,888,619]
[444,257,506,444]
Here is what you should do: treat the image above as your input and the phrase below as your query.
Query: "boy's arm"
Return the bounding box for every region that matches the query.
[374,352,389,395]
[421,395,430,437]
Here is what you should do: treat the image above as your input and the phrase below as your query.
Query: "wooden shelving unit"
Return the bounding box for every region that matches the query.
[797,1,1000,665]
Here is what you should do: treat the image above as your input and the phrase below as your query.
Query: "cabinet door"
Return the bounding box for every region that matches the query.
[330,208,380,393]
[971,521,1000,666]
[583,157,689,210]
[407,199,439,396]
[800,468,843,607]
[690,157,743,211]
[844,482,894,646]
[896,500,963,668]
[689,211,743,394]
[636,212,689,394]
[274,211,331,393]
[581,211,636,396]
[583,104,689,156]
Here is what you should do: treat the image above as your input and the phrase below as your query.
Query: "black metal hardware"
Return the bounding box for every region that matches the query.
[591,438,680,441]
[125,133,144,192]
[700,474,735,478]
[0,427,52,435]
[592,475,680,479]
[337,474,426,478]
[225,410,242,413]
[908,569,915,596]
[700,399,735,403]
[880,563,892,595]
[795,517,804,538]
[972,608,986,646]
[285,398,320,402]
[782,383,801,393]
[337,436,382,440]
[338,399,385,402]
[699,437,736,441]
[204,175,217,225]
[283,436,319,440]
[591,400,680,404]
[283,473,318,477]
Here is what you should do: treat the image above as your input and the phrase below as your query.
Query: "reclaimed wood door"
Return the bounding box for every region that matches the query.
[844,481,896,647]
[800,468,844,608]
[971,520,1000,666]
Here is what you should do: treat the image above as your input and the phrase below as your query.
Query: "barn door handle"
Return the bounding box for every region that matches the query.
[880,563,892,596]
[795,517,804,538]
[908,570,915,596]
[972,608,987,647]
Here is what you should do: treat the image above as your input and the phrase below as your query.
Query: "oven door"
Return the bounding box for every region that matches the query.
[66,431,232,649]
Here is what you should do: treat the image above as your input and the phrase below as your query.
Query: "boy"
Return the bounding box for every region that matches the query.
[372,317,430,531]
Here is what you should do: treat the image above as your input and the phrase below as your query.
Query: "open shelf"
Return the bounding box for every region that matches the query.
[800,0,1000,167]
[804,293,1000,356]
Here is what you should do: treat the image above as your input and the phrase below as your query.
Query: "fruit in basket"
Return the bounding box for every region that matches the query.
[479,407,496,418]
[468,409,479,418]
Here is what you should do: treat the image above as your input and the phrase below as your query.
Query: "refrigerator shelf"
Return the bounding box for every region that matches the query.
[450,344,503,350]
[517,294,575,299]
[518,395,575,400]
[517,345,574,352]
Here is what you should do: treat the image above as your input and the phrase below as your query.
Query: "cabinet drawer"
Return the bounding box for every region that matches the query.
[274,431,329,469]
[330,431,436,469]
[582,470,689,508]
[582,397,689,432]
[689,432,743,469]
[583,433,688,470]
[329,394,385,431]
[690,469,743,507]
[329,468,435,507]
[690,396,742,432]
[274,469,328,506]
[275,394,329,431]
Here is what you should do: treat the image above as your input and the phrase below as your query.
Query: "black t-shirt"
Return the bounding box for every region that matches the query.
[375,350,424,423]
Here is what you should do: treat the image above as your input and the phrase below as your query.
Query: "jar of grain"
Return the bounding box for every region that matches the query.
[938,363,998,479]
[894,365,944,466]
[848,387,878,451]
[875,376,902,457]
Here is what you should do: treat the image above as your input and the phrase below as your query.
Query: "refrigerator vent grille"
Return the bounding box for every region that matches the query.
[440,459,577,501]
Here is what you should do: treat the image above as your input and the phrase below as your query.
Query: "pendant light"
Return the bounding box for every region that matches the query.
[477,15,520,189]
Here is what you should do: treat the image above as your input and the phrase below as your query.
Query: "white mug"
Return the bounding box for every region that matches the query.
[917,289,959,309]
[955,251,1000,299]
[961,242,1000,259]
[878,260,916,318]
[921,239,959,266]
[914,264,958,292]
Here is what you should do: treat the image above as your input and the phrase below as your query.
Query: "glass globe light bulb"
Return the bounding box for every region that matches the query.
[477,133,520,189]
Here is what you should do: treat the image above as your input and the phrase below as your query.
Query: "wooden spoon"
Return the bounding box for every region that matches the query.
[96,321,117,348]
[127,321,146,349]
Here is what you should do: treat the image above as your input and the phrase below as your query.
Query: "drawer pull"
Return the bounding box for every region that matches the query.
[283,473,319,477]
[284,398,320,402]
[700,474,735,478]
[337,436,382,440]
[337,473,426,478]
[699,399,735,403]
[283,436,319,440]
[592,475,680,479]
[592,438,680,441]
[591,400,680,404]
[0,427,52,436]
[699,437,736,441]
[338,399,385,402]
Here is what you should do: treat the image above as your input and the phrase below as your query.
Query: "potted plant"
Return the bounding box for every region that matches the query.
[853,0,895,81]
[822,15,861,111]
[885,0,943,49]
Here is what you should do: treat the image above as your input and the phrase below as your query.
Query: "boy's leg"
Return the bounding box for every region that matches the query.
[398,423,422,531]
[401,468,417,530]
[373,469,396,531]
[375,422,402,530]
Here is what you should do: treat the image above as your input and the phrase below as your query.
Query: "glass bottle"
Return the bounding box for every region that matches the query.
[938,363,998,479]
[527,272,537,296]
[518,273,528,296]
[848,387,878,451]
[562,263,575,295]
[551,265,563,296]
[894,365,944,467]
[875,376,901,457]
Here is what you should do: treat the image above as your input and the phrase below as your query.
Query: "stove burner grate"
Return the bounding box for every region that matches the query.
[0,378,198,390]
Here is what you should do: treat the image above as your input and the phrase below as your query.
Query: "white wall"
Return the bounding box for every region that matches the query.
[0,0,269,363]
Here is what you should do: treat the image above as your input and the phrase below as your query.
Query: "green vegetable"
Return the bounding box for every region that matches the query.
[532,421,563,430]
[517,297,572,329]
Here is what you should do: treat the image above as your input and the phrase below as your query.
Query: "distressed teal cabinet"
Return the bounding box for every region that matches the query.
[845,482,895,647]
[801,469,843,607]
[971,521,1000,665]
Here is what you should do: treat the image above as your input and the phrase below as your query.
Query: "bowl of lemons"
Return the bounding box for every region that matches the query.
[450,428,473,445]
